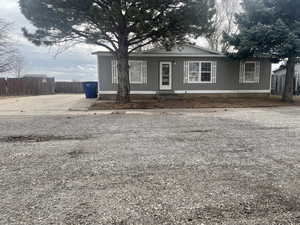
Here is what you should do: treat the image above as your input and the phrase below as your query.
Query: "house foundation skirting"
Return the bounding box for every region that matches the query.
[98,90,271,100]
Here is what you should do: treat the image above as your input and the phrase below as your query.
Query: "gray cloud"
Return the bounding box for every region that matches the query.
[0,0,102,81]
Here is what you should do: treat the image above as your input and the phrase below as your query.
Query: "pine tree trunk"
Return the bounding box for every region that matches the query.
[282,57,295,102]
[116,42,130,104]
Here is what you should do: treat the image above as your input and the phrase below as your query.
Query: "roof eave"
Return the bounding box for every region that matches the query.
[92,52,226,57]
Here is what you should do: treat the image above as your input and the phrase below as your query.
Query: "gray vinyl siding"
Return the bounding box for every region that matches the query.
[97,55,271,92]
[145,45,220,55]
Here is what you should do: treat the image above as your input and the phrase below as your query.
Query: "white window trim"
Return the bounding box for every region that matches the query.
[244,61,257,84]
[187,61,213,84]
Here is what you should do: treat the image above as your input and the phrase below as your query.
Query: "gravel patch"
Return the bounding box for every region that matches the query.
[0,135,89,143]
[0,107,300,224]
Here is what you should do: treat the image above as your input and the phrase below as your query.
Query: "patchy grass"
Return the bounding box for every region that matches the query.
[91,96,300,110]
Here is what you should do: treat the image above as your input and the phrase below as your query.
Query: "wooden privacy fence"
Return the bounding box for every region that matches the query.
[272,74,300,95]
[0,78,7,96]
[0,78,88,96]
[0,77,55,96]
[55,82,84,94]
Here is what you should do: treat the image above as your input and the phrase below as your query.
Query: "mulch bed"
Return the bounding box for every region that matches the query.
[90,96,300,110]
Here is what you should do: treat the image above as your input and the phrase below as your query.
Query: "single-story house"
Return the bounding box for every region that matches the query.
[272,65,300,95]
[93,44,272,99]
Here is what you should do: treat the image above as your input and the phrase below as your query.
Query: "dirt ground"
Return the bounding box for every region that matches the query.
[91,96,300,110]
[0,94,89,115]
[0,106,300,225]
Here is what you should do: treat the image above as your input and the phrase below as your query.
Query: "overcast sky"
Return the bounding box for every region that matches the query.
[0,0,104,81]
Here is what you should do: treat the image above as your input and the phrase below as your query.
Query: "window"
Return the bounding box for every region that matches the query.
[129,61,143,84]
[240,61,260,84]
[189,62,201,82]
[244,62,256,82]
[112,60,147,84]
[188,61,212,83]
[201,62,212,82]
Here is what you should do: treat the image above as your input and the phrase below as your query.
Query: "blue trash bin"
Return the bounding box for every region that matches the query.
[83,82,98,99]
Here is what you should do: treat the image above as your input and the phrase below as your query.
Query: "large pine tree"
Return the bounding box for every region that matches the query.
[225,0,300,102]
[19,0,215,103]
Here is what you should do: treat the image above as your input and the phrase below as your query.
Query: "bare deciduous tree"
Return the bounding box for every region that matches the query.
[13,55,26,78]
[0,19,17,74]
[206,0,241,52]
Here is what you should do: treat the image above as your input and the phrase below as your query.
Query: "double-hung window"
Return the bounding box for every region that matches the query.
[188,62,201,82]
[244,62,256,83]
[240,61,260,83]
[187,61,213,83]
[112,60,147,84]
[129,61,143,84]
[201,62,212,82]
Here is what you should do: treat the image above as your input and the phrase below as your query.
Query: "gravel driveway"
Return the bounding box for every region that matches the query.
[0,106,300,224]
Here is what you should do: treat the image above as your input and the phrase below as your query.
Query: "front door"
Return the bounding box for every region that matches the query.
[160,62,172,90]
